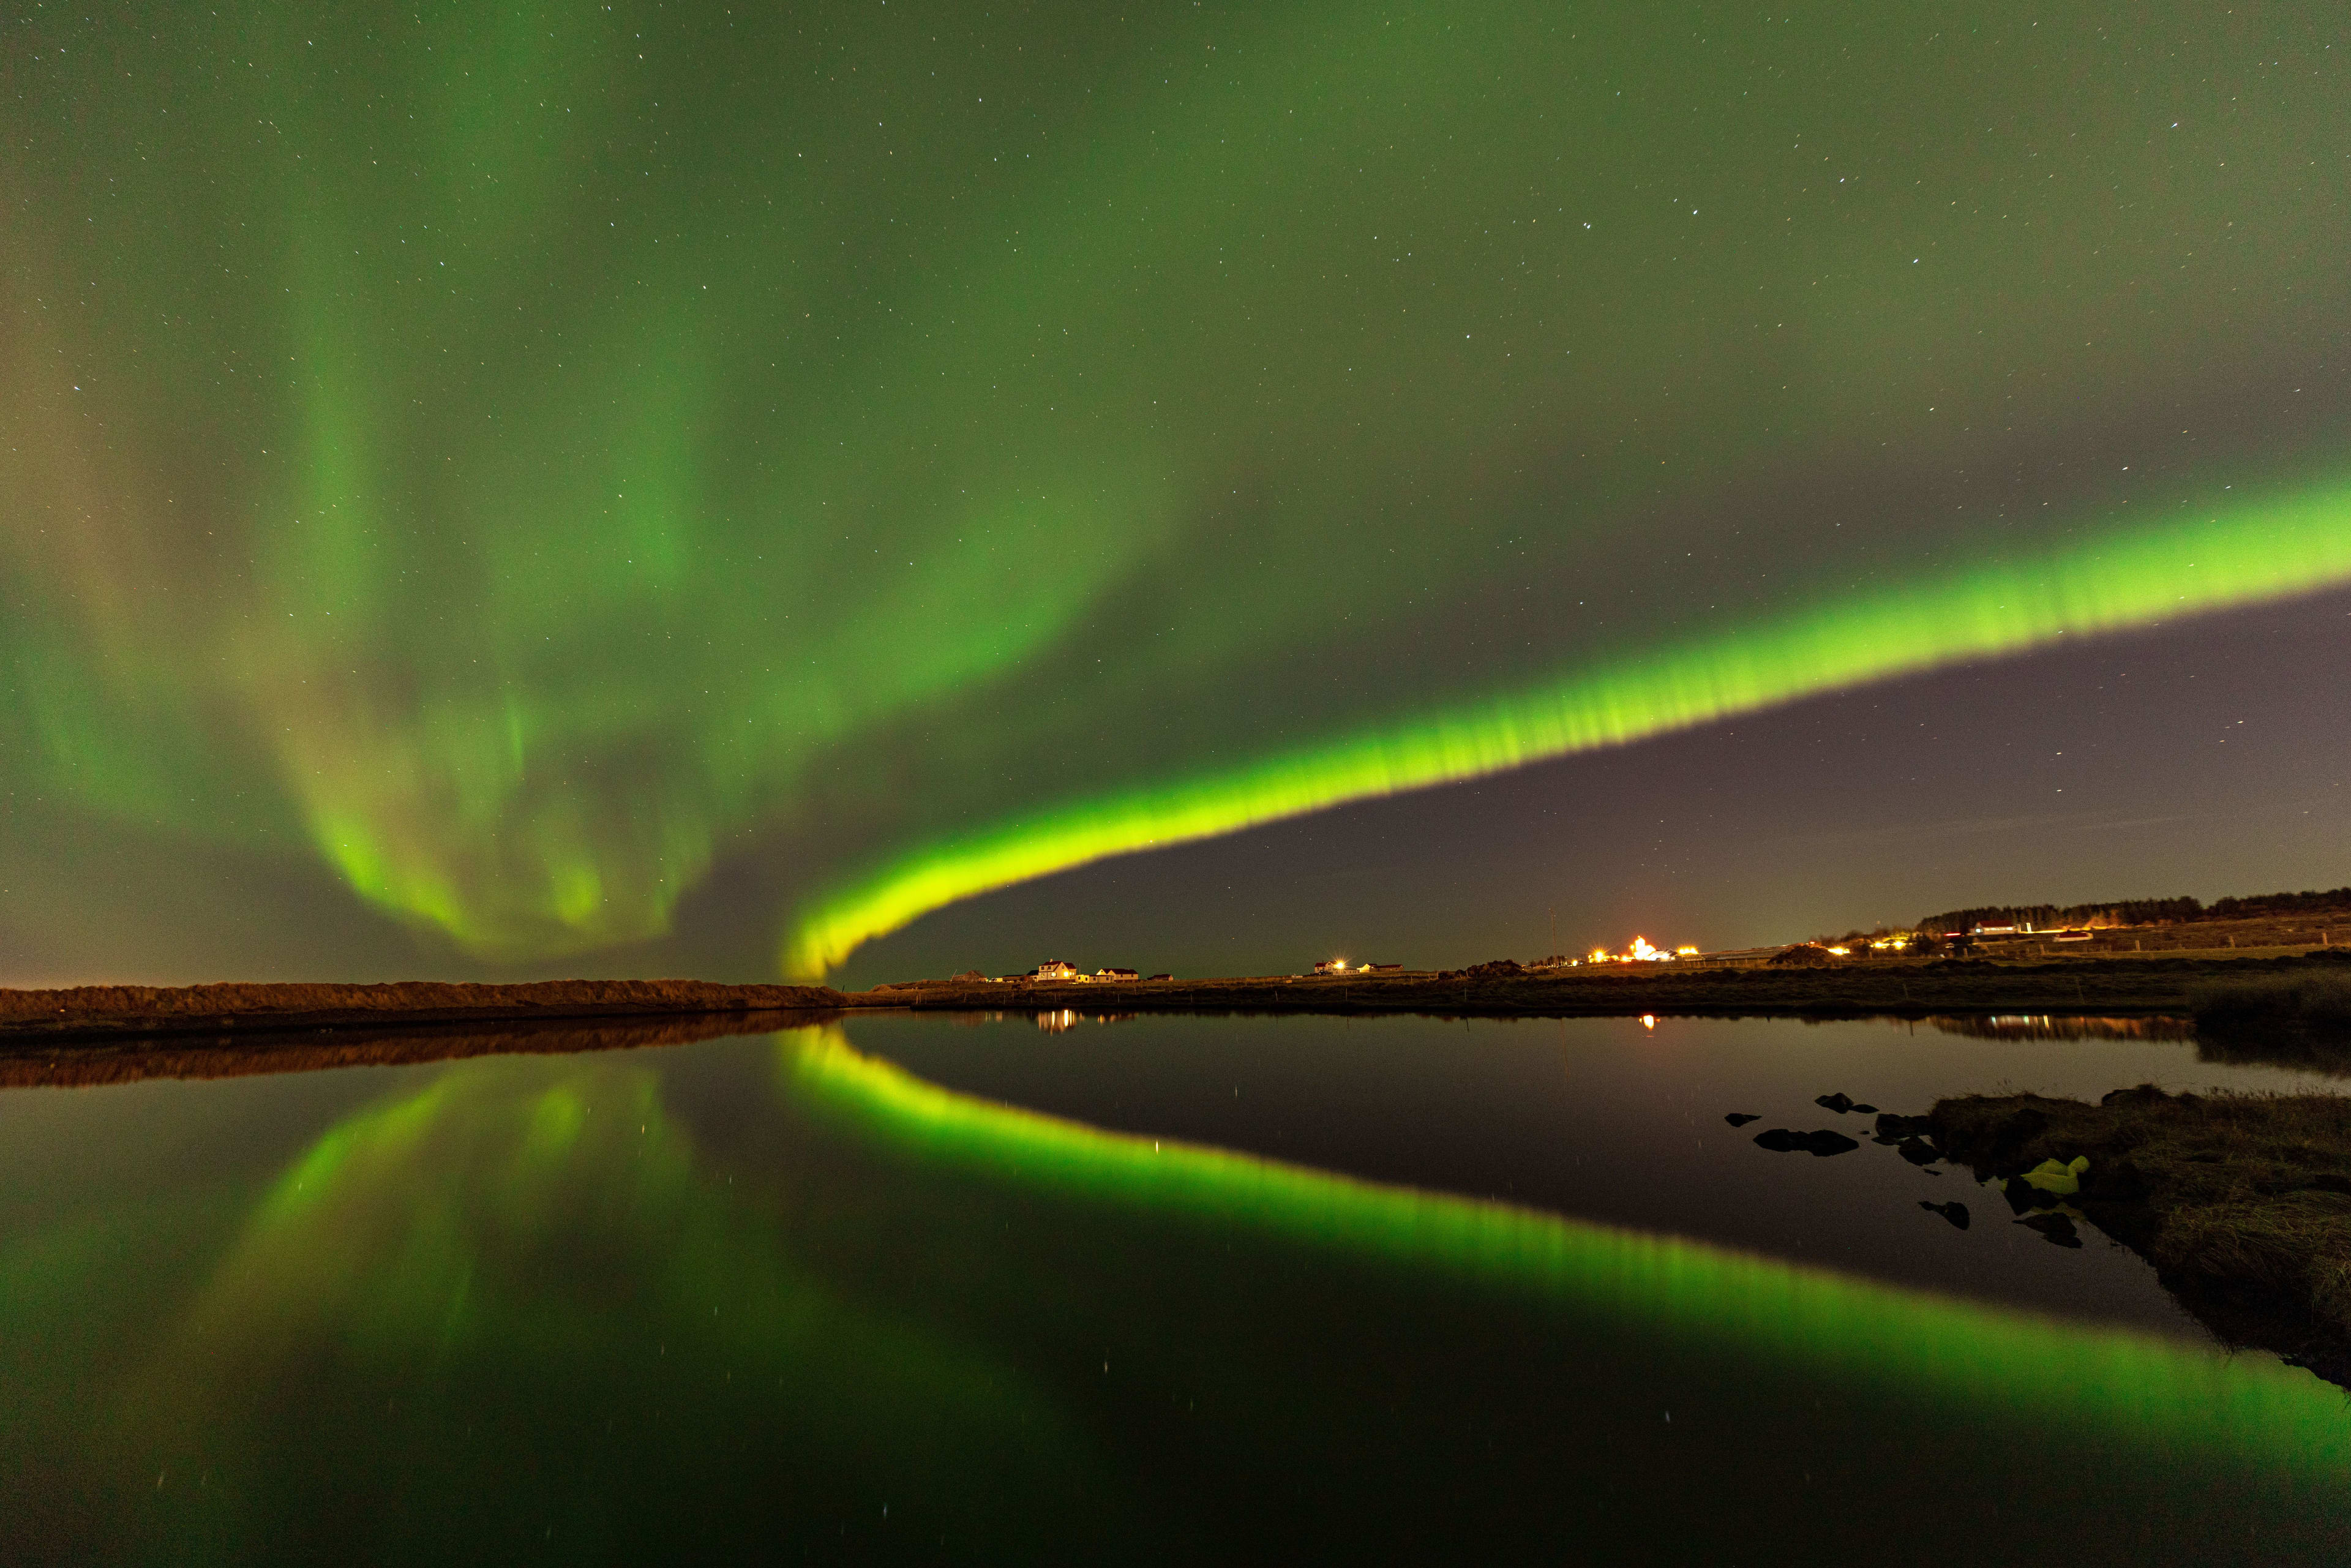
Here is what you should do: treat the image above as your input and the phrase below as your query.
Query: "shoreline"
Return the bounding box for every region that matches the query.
[2,952,2342,1043]
[0,978,845,1042]
[841,950,2351,1019]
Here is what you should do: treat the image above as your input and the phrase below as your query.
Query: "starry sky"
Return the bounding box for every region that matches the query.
[3,2,2347,986]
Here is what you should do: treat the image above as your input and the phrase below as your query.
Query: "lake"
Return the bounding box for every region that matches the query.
[3,1011,2346,1564]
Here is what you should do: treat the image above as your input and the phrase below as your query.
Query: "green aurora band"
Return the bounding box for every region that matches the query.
[3,2,2347,977]
[786,483,2351,973]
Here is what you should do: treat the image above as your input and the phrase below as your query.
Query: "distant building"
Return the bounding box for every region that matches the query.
[1032,959,1082,981]
[1366,963,1402,973]
[1096,967,1139,981]
[1146,973,1172,982]
[1972,925,2020,936]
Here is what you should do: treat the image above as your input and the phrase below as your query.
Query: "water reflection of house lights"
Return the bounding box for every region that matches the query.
[1029,1010,1138,1032]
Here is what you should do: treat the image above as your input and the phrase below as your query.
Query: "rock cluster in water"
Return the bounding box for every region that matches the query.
[1752,1127,1861,1157]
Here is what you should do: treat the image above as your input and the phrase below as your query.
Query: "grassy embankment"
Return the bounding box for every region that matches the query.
[1916,904,2348,959]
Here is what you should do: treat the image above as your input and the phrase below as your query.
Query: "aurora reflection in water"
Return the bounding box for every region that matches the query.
[4,1016,2348,1562]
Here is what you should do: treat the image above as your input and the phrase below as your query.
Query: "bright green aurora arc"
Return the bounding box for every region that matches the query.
[4,3,2347,980]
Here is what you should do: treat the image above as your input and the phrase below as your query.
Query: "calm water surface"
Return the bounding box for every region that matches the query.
[2,1012,2347,1564]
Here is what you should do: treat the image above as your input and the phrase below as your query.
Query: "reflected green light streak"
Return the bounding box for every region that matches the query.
[786,482,2351,973]
[171,1049,1094,1468]
[786,1029,2351,1469]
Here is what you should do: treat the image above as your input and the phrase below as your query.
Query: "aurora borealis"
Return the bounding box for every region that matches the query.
[6,3,2348,982]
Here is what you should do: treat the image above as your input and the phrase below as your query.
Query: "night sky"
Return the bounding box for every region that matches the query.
[2,3,2346,987]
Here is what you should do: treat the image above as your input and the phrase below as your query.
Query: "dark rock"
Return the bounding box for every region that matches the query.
[1755,1128,1861,1157]
[2099,1083,2171,1109]
[1895,1137,1941,1166]
[1815,1092,1857,1114]
[1875,1112,1932,1139]
[2001,1176,2073,1215]
[1919,1199,1971,1230]
[2015,1211,2085,1248]
[1723,1112,1761,1127]
[1851,1103,1878,1115]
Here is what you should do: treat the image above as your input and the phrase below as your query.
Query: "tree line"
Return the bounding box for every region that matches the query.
[1917,887,2351,936]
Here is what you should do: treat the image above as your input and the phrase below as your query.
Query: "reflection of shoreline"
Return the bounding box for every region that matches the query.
[940,1009,1141,1033]
[14,1003,2322,1092]
[0,1010,834,1091]
[1925,1015,2199,1043]
[1918,1011,2351,1075]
